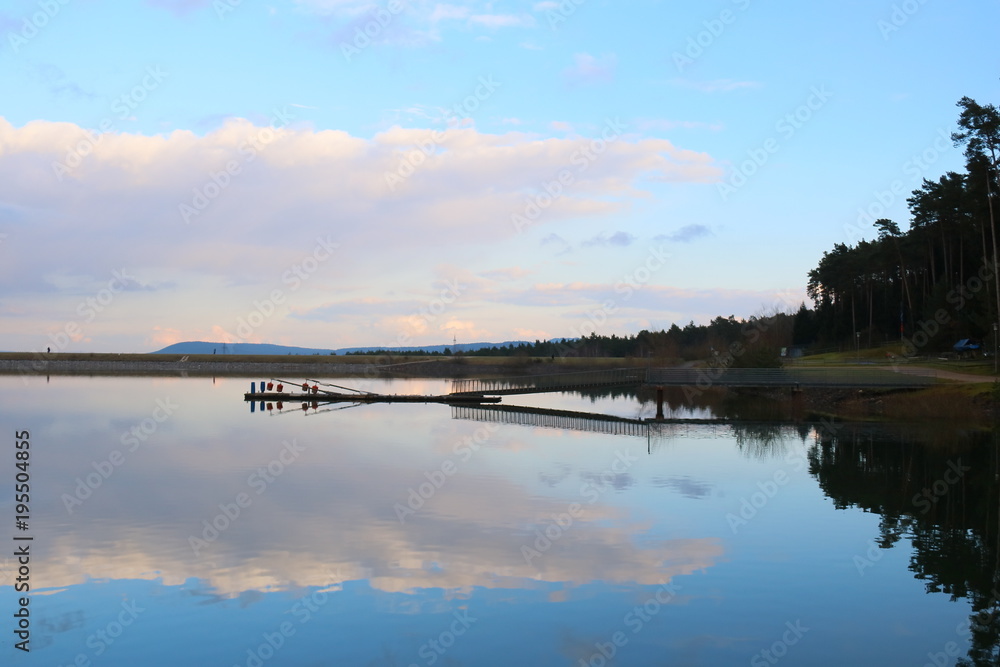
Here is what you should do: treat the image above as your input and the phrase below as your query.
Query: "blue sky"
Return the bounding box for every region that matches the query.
[0,0,997,352]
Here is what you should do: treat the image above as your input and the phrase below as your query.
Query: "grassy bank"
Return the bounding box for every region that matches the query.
[809,383,995,424]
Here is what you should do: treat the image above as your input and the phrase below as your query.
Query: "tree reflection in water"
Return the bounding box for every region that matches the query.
[808,424,1000,666]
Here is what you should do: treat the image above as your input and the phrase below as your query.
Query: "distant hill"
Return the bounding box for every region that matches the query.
[152,341,534,355]
[155,342,336,356]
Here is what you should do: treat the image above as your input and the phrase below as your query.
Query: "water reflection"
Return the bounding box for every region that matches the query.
[0,375,992,665]
[808,425,999,666]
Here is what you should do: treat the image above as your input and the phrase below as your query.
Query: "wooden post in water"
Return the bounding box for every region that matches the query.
[655,386,664,420]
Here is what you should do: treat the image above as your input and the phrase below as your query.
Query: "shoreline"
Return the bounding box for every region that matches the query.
[3,355,995,425]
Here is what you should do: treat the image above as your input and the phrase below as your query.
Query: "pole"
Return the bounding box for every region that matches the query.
[988,170,1000,355]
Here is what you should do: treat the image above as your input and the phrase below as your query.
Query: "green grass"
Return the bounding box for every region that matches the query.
[909,360,996,376]
[793,343,906,365]
[794,343,994,372]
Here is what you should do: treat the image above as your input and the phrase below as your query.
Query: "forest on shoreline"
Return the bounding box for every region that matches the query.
[805,96,999,354]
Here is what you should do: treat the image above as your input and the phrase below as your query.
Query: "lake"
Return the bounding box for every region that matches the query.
[1,374,995,666]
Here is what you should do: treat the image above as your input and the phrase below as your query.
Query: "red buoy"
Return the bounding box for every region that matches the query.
[276,384,283,392]
[302,383,309,392]
[267,382,274,391]
[311,385,318,394]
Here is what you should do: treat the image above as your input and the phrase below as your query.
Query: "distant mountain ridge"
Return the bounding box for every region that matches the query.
[153,341,535,355]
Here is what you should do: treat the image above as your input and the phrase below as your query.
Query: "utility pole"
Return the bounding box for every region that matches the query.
[988,170,1000,370]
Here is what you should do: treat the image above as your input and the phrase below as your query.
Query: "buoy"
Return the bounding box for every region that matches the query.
[311,385,318,394]
[276,402,283,410]
[302,382,309,392]
[251,381,256,394]
[267,382,274,391]
[312,401,318,409]
[301,403,308,411]
[266,403,274,411]
[277,383,283,392]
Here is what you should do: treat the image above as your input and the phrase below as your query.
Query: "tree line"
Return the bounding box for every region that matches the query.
[349,314,796,367]
[804,96,1000,353]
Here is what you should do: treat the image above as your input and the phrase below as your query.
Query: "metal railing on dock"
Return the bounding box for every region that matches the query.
[450,368,645,396]
[452,405,649,437]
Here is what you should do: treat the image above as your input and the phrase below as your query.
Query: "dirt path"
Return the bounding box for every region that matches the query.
[894,365,997,383]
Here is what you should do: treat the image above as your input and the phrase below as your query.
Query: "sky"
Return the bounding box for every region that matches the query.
[0,0,998,353]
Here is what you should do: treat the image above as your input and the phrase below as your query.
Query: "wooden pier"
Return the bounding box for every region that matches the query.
[244,380,500,405]
[244,391,500,404]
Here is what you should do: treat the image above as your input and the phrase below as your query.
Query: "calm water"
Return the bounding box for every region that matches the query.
[0,375,996,666]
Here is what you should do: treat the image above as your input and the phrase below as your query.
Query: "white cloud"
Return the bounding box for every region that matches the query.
[0,116,723,351]
[293,0,536,43]
[429,3,470,23]
[293,0,377,16]
[469,13,536,28]
[564,52,617,86]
